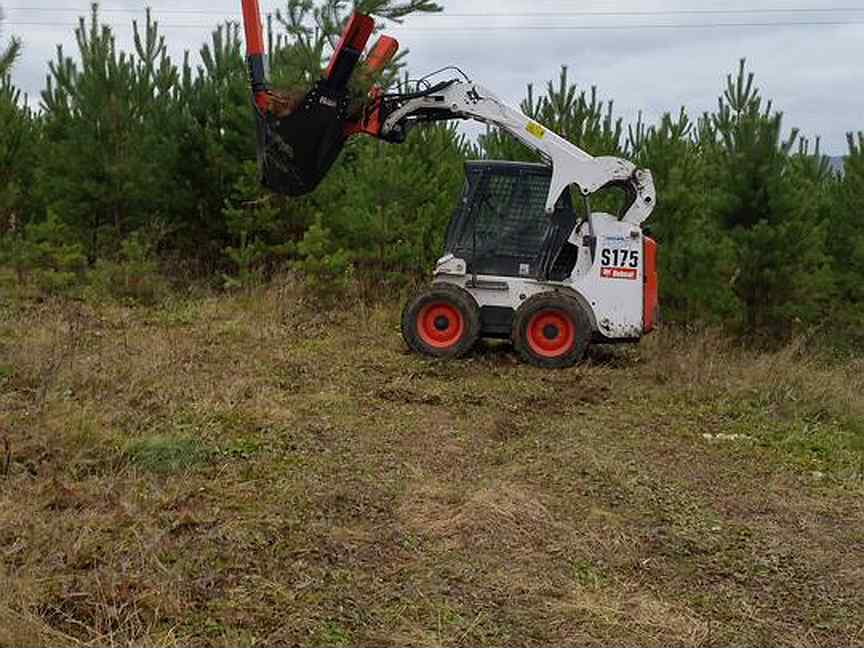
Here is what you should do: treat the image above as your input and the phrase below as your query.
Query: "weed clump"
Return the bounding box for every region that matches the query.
[124,435,208,473]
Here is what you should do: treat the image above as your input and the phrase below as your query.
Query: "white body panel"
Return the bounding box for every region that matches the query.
[433,213,646,340]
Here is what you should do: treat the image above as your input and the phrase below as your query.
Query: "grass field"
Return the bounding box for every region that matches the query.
[1,282,863,646]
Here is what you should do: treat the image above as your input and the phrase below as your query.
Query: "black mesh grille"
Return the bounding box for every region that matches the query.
[445,162,577,279]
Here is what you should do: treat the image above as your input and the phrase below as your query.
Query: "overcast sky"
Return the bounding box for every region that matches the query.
[3,0,863,154]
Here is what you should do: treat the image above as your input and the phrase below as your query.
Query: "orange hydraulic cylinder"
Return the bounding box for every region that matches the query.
[366,36,400,72]
[242,0,266,56]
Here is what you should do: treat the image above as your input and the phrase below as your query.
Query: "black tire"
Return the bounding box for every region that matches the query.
[402,283,481,359]
[512,292,592,368]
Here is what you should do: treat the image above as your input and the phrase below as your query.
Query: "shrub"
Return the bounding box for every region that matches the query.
[1,210,87,295]
[291,216,353,300]
[85,233,168,304]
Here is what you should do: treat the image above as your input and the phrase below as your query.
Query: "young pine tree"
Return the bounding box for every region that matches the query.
[707,60,834,335]
[37,7,183,264]
[824,133,864,337]
[172,22,253,268]
[308,122,471,283]
[0,76,34,241]
[632,109,739,323]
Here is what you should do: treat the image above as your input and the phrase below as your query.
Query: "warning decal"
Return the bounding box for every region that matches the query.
[526,122,546,139]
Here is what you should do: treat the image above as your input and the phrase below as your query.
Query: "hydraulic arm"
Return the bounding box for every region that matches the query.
[357,80,656,224]
[240,4,654,224]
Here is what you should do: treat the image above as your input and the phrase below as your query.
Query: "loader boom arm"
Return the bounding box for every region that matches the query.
[375,81,656,224]
[239,4,653,215]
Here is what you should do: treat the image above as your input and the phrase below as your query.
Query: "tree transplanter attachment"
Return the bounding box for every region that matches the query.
[240,1,398,196]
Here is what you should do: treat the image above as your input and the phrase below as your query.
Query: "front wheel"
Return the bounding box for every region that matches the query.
[402,283,481,359]
[512,292,592,368]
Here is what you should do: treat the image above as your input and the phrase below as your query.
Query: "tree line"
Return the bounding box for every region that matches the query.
[1,2,863,341]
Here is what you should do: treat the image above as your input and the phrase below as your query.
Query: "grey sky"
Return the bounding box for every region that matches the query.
[3,0,863,154]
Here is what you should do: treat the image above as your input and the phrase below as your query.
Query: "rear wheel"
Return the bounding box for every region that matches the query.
[512,292,591,368]
[402,283,481,358]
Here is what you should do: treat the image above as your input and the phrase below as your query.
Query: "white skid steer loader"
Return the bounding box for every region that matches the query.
[241,4,659,368]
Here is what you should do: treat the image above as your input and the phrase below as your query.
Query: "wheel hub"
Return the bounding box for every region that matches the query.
[526,309,576,358]
[416,301,465,349]
[542,324,559,340]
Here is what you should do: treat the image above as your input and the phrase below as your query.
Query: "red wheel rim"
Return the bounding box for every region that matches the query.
[417,302,465,349]
[526,309,575,358]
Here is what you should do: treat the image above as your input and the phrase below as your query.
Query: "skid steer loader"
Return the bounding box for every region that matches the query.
[240,2,659,368]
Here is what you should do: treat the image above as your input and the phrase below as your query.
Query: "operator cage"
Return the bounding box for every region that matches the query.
[444,161,583,282]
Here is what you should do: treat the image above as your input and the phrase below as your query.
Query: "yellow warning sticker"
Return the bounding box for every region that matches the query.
[526,122,545,139]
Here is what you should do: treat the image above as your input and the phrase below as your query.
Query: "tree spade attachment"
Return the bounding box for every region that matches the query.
[241,2,398,196]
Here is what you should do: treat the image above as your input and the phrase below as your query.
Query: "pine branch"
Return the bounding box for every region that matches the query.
[0,3,21,77]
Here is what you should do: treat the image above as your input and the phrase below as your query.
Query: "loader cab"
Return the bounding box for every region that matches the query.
[444,161,581,282]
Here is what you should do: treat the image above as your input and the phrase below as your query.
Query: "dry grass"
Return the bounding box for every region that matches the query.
[1,284,863,646]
